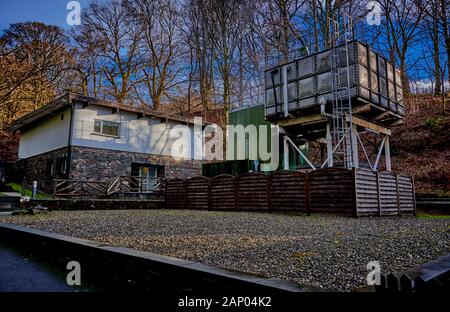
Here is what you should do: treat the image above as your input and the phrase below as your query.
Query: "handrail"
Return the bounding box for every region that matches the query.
[53,176,166,199]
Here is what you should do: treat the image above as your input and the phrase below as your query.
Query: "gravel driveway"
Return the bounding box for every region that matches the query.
[1,210,449,291]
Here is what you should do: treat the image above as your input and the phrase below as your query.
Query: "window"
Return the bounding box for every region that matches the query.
[46,159,54,178]
[93,120,120,137]
[57,153,68,175]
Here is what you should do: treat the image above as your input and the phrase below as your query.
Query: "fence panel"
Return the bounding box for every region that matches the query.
[237,173,269,211]
[309,168,354,214]
[379,172,398,216]
[355,169,379,216]
[166,178,186,209]
[270,171,307,211]
[163,169,415,216]
[210,175,237,211]
[186,176,209,210]
[355,169,415,216]
[398,175,415,214]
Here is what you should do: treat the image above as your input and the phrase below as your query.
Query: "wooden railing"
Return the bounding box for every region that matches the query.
[53,177,165,199]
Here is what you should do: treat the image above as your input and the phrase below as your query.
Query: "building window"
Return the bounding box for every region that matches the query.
[57,153,68,175]
[46,159,54,178]
[93,120,120,137]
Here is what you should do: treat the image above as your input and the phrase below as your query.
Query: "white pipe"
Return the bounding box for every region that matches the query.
[285,136,316,170]
[282,65,289,118]
[356,131,372,170]
[283,136,289,170]
[351,125,359,168]
[373,136,386,171]
[326,123,333,167]
[385,136,391,172]
[321,134,346,169]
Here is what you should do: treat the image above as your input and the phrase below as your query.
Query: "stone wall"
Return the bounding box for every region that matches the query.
[18,145,203,194]
[16,147,70,194]
[69,146,202,181]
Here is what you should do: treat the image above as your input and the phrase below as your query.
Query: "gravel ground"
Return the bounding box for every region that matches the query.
[1,210,449,291]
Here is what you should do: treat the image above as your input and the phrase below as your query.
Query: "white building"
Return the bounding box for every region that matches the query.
[11,94,203,193]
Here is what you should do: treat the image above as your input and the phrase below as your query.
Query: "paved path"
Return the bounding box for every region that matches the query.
[0,244,90,292]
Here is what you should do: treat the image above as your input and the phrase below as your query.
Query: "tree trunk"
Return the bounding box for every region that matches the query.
[440,0,450,88]
[432,16,442,95]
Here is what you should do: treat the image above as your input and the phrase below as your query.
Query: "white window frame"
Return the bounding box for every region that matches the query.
[93,119,121,138]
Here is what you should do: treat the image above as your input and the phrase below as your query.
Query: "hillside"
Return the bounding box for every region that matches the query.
[391,95,449,196]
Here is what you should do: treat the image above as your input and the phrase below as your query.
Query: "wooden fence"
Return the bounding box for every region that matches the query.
[355,168,415,217]
[165,168,416,217]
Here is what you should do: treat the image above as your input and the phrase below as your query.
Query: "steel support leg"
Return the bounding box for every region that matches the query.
[385,135,391,172]
[326,123,333,167]
[283,136,289,170]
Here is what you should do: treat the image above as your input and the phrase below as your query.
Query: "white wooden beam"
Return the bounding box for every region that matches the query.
[350,116,392,136]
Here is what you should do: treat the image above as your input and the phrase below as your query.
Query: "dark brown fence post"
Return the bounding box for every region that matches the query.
[235,175,239,210]
[305,172,311,216]
[376,171,381,217]
[352,168,358,218]
[207,178,211,211]
[184,179,188,210]
[52,180,56,199]
[396,173,401,216]
[412,176,417,216]
[164,178,167,208]
[267,173,272,212]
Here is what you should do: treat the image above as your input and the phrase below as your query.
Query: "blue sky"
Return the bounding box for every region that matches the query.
[0,0,91,30]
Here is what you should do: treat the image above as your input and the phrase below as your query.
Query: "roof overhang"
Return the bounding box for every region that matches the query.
[9,93,209,132]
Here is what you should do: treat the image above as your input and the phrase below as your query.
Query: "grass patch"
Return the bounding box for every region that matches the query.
[416,190,450,198]
[5,183,52,199]
[417,213,450,220]
[424,116,445,129]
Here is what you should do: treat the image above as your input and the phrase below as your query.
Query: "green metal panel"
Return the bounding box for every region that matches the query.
[203,105,310,177]
[228,105,273,167]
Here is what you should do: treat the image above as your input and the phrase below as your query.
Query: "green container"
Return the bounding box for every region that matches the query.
[202,104,309,177]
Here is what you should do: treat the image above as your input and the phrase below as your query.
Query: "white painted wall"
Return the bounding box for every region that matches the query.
[71,103,202,159]
[18,108,71,159]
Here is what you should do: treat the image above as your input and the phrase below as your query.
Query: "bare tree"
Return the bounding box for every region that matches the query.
[375,0,423,94]
[415,0,450,89]
[75,0,143,104]
[125,0,183,111]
